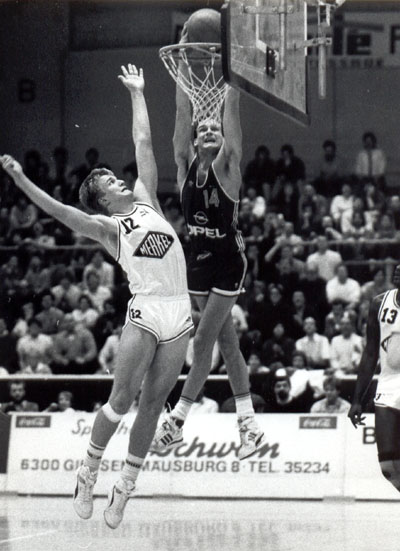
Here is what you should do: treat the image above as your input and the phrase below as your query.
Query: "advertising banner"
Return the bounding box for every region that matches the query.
[5,412,400,499]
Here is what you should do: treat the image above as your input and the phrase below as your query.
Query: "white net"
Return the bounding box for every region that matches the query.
[159,43,228,125]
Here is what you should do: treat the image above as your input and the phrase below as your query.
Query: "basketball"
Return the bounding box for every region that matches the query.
[186,8,221,44]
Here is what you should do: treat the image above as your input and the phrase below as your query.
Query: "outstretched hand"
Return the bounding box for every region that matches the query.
[118,64,144,92]
[348,403,366,429]
[0,154,23,179]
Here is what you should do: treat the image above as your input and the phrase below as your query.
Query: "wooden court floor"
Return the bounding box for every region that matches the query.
[1,496,400,551]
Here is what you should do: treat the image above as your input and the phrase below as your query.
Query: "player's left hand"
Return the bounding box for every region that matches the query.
[0,154,23,179]
[118,64,144,92]
[348,402,366,429]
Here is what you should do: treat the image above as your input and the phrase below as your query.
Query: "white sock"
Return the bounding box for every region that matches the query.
[84,440,105,475]
[235,393,255,419]
[121,453,144,485]
[172,396,194,423]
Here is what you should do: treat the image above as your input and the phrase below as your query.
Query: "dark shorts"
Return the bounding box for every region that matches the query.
[187,250,247,297]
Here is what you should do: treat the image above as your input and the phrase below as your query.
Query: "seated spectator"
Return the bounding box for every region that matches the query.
[36,291,64,335]
[275,221,304,257]
[0,381,39,413]
[387,195,400,230]
[51,269,81,311]
[320,215,343,241]
[24,254,51,296]
[272,179,299,225]
[288,290,321,339]
[9,194,38,237]
[306,236,342,282]
[191,388,219,414]
[0,254,23,285]
[52,314,98,374]
[330,182,354,229]
[326,264,361,309]
[27,221,56,248]
[243,144,276,200]
[0,318,19,374]
[72,295,99,329]
[82,249,115,289]
[324,299,346,341]
[264,368,314,413]
[276,144,305,187]
[298,183,328,226]
[298,262,329,319]
[362,180,385,222]
[295,317,330,370]
[231,303,248,332]
[92,299,118,349]
[354,131,386,189]
[45,390,75,413]
[310,376,351,413]
[371,212,400,260]
[12,302,35,338]
[49,146,73,198]
[83,271,112,312]
[98,325,122,375]
[71,147,101,185]
[24,149,42,183]
[361,267,392,303]
[261,323,295,367]
[247,352,270,375]
[314,139,343,198]
[16,318,53,373]
[244,187,267,220]
[341,198,371,238]
[329,314,363,375]
[249,283,292,341]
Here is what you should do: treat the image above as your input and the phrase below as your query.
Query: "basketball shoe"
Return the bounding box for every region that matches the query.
[149,413,183,452]
[238,416,265,460]
[73,465,97,519]
[104,479,135,529]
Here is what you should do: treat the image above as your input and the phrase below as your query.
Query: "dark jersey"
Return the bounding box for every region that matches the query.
[181,156,245,255]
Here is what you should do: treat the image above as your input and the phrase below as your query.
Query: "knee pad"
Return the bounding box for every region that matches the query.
[102,402,124,423]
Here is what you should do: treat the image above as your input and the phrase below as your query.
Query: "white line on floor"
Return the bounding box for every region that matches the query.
[0,530,57,545]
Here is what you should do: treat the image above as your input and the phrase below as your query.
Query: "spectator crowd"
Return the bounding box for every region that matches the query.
[0,132,397,414]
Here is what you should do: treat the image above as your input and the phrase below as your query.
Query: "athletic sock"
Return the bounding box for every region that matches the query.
[171,396,194,425]
[121,454,144,485]
[234,392,255,420]
[84,439,106,474]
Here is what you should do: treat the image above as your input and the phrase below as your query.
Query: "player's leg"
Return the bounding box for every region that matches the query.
[73,322,157,520]
[216,311,264,459]
[375,405,400,492]
[104,331,190,529]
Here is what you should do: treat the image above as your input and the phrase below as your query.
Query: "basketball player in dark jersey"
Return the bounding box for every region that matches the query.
[152,29,264,459]
[349,264,400,495]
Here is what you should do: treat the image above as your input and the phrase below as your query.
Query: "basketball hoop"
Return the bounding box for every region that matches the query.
[159,43,228,125]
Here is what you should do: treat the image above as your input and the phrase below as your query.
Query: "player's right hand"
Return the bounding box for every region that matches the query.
[348,402,366,429]
[179,22,189,44]
[0,154,23,178]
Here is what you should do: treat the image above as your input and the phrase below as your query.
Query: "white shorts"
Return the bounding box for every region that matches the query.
[124,294,193,344]
[374,375,400,410]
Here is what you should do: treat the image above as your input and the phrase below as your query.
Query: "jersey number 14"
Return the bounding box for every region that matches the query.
[203,188,220,208]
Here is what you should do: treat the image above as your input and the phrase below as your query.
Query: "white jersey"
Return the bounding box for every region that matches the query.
[375,289,400,407]
[112,202,188,298]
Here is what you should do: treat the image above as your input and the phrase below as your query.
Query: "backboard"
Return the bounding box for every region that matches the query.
[221,0,309,125]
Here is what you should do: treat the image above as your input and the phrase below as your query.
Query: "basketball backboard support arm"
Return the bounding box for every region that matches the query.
[221,0,310,126]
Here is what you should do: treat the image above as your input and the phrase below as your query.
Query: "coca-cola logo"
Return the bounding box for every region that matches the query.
[299,416,337,429]
[16,415,51,428]
[151,436,280,459]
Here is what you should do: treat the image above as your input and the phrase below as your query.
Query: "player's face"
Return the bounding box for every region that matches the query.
[393,266,400,288]
[196,119,223,152]
[99,173,134,202]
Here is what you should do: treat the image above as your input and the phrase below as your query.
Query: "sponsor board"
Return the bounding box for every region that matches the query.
[4,413,399,499]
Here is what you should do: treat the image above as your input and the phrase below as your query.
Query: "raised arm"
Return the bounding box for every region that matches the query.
[348,295,381,427]
[213,86,242,195]
[0,155,115,251]
[118,64,160,209]
[173,80,194,189]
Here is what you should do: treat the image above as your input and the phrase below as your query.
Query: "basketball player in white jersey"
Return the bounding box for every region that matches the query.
[349,265,400,494]
[0,64,193,528]
[151,27,264,459]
